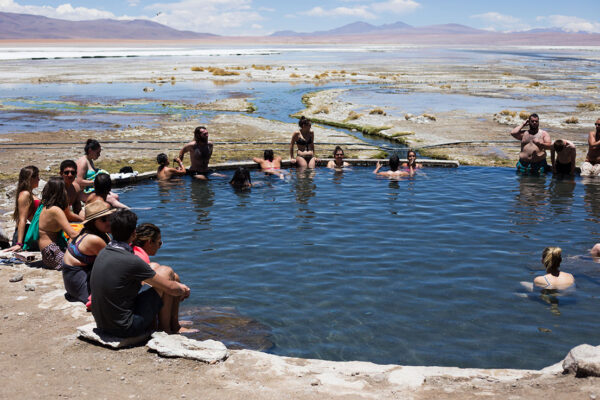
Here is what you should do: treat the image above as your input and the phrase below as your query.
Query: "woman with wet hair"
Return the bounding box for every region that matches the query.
[290,116,317,169]
[156,153,186,181]
[534,247,575,290]
[402,149,422,175]
[373,154,409,177]
[327,146,350,169]
[85,173,129,209]
[229,167,252,188]
[8,166,40,252]
[37,177,78,270]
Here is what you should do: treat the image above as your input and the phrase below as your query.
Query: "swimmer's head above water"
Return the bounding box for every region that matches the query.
[542,246,562,275]
[264,149,274,162]
[389,154,400,171]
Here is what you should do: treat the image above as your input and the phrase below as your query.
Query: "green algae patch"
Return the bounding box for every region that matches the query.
[292,114,391,138]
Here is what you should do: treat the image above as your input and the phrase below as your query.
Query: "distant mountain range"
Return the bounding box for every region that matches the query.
[0,11,215,39]
[0,11,598,44]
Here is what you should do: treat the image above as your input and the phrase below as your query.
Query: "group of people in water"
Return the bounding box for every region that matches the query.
[3,113,596,337]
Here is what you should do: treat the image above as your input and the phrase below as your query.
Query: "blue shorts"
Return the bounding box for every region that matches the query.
[119,287,163,338]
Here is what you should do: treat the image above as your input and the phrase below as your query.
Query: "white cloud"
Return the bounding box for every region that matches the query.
[371,0,420,14]
[144,0,265,34]
[127,0,140,6]
[470,11,529,32]
[303,6,376,19]
[537,15,600,33]
[0,0,116,20]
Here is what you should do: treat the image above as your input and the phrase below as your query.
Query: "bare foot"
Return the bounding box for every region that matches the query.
[178,327,199,334]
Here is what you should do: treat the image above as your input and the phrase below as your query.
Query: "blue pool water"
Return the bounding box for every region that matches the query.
[117,167,600,369]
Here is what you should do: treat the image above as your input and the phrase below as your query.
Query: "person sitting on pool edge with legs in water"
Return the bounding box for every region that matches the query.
[290,116,317,169]
[510,113,552,174]
[373,154,409,177]
[581,119,600,176]
[327,146,350,169]
[86,173,129,209]
[551,140,576,176]
[156,153,186,181]
[534,247,574,290]
[178,126,225,180]
[90,209,191,337]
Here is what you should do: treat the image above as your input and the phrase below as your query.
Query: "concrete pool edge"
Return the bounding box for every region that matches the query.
[112,158,460,186]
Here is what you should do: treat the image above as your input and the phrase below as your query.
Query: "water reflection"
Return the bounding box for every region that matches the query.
[157,177,186,205]
[582,177,600,227]
[190,181,215,226]
[548,176,575,215]
[510,175,549,228]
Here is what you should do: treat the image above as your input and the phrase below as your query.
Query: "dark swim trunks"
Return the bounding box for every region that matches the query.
[187,169,213,177]
[516,159,549,175]
[555,160,572,175]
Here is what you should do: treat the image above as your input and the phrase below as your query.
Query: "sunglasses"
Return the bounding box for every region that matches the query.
[62,170,76,176]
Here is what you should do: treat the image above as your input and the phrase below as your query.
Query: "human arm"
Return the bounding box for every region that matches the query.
[570,146,577,175]
[326,160,335,169]
[75,157,94,188]
[289,133,297,161]
[64,206,84,222]
[178,144,192,163]
[252,157,263,166]
[144,273,190,299]
[550,146,557,173]
[52,207,78,239]
[588,131,600,149]
[510,120,528,140]
[373,161,382,174]
[533,275,548,288]
[532,131,552,150]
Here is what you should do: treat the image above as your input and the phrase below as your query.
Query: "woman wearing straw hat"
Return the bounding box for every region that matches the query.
[62,201,115,304]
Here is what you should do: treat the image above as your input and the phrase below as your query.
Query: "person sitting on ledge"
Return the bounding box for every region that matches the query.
[551,140,576,176]
[86,173,129,209]
[178,126,225,180]
[327,146,350,169]
[90,209,191,337]
[534,247,574,290]
[511,113,552,174]
[59,159,84,222]
[156,153,186,181]
[581,119,600,176]
[373,154,409,178]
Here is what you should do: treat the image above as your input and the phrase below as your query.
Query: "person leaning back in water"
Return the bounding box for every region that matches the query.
[178,126,224,180]
[511,113,552,174]
[581,119,600,176]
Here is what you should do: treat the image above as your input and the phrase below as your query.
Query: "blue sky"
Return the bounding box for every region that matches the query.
[1,0,599,36]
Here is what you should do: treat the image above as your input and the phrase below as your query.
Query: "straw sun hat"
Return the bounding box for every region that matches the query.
[82,202,116,224]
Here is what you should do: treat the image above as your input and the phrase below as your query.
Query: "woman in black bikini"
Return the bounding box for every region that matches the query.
[290,116,317,169]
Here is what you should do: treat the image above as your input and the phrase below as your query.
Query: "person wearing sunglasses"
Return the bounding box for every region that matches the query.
[59,159,84,222]
[582,119,600,176]
[327,146,350,169]
[62,201,115,304]
[401,149,422,176]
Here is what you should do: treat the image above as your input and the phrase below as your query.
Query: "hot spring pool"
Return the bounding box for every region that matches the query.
[116,166,600,369]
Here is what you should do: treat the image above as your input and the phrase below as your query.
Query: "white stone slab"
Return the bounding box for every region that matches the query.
[77,322,150,349]
[147,332,228,363]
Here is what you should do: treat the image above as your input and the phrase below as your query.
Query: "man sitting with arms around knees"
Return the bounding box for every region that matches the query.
[511,113,552,174]
[551,139,576,176]
[90,209,190,337]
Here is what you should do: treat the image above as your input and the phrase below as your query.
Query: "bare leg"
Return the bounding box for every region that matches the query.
[295,156,308,169]
[107,192,129,209]
[307,157,316,169]
[192,174,208,181]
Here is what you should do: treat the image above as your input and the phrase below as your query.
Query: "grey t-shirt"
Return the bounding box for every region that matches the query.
[90,241,156,333]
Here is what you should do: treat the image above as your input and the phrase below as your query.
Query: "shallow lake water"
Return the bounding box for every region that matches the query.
[117,167,600,369]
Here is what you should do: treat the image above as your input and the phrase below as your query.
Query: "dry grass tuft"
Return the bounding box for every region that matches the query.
[289,73,301,78]
[519,111,530,120]
[586,86,597,90]
[207,67,240,76]
[500,110,517,117]
[314,72,329,80]
[251,64,272,71]
[350,72,357,76]
[190,66,204,72]
[423,113,437,121]
[502,72,513,76]
[440,84,451,89]
[565,116,579,124]
[346,111,362,121]
[527,81,541,88]
[577,103,600,111]
[369,108,386,116]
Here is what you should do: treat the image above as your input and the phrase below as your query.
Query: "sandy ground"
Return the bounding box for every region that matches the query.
[1,261,598,400]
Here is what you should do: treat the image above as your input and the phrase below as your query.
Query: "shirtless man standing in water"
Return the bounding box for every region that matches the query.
[581,119,600,176]
[178,126,223,180]
[510,113,552,174]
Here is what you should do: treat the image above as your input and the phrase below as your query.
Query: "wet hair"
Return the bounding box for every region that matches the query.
[264,149,274,162]
[229,167,251,188]
[94,173,112,198]
[194,126,208,143]
[156,153,169,172]
[110,209,138,242]
[298,116,311,128]
[41,177,68,210]
[529,113,539,121]
[542,247,562,275]
[333,146,344,156]
[84,139,101,155]
[132,223,161,248]
[553,140,565,152]
[13,165,39,221]
[407,149,417,167]
[59,160,77,174]
[389,154,400,171]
